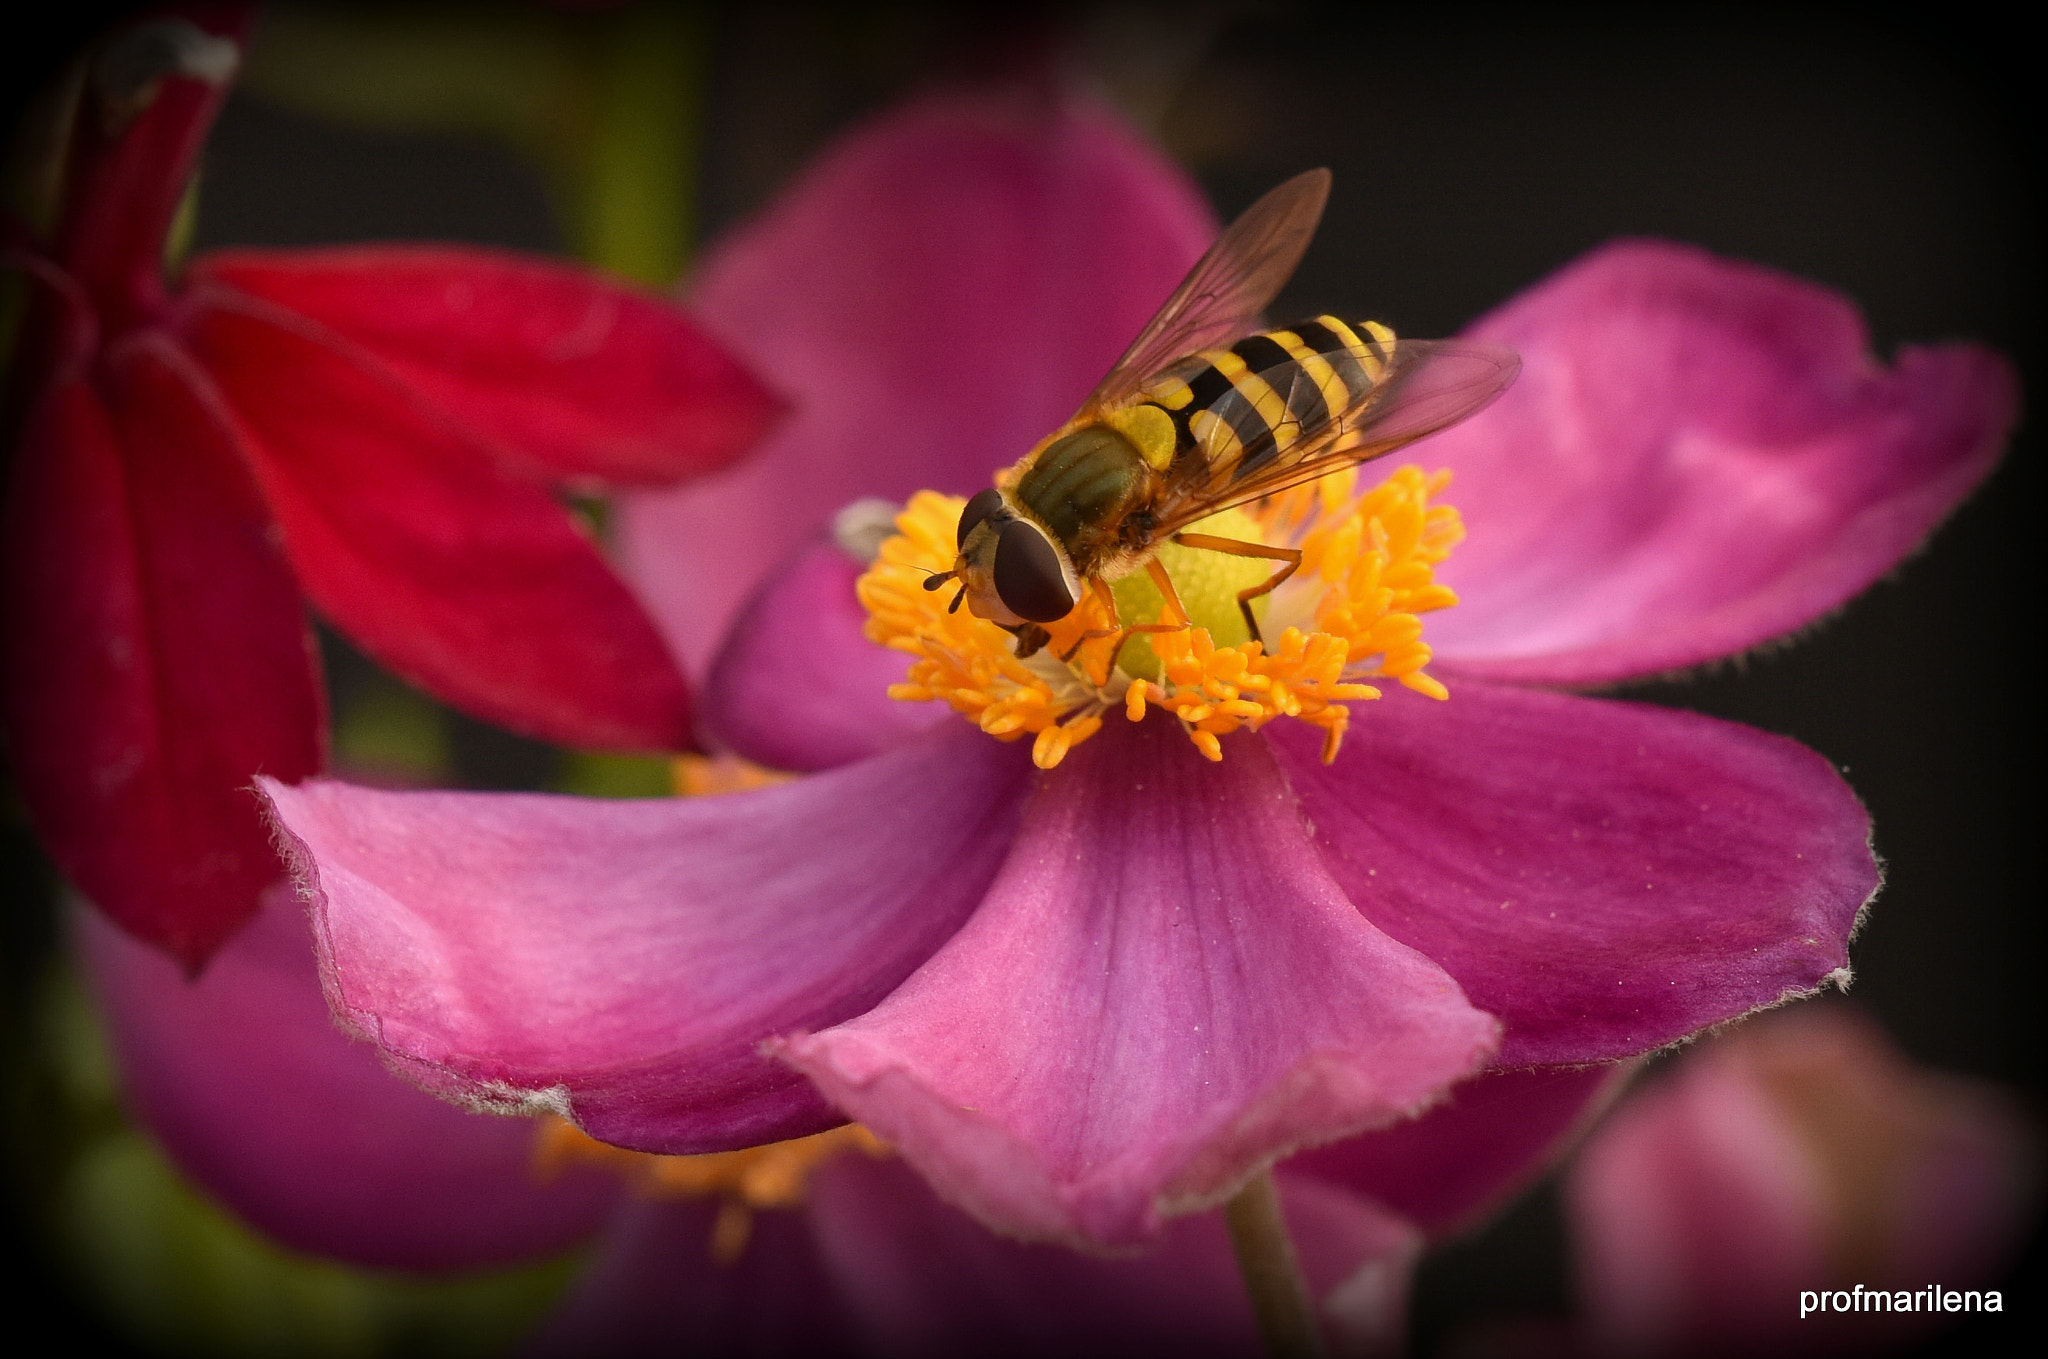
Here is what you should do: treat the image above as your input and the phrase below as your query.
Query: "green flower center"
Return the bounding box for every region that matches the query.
[1108,508,1272,681]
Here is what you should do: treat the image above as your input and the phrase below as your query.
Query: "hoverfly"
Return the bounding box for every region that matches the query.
[926,168,1519,660]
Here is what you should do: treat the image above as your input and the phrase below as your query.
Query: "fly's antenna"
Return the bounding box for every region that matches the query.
[949,584,967,614]
[920,569,957,592]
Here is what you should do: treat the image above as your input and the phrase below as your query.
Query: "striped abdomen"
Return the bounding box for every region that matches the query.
[1138,316,1395,494]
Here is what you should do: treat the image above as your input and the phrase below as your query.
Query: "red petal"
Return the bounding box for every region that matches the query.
[189,247,779,487]
[54,5,250,327]
[1,340,322,967]
[182,296,692,751]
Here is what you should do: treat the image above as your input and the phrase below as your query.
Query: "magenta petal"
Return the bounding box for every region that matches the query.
[808,1153,1421,1357]
[261,722,1031,1152]
[78,889,617,1271]
[700,537,945,771]
[1284,1063,1632,1239]
[782,718,1498,1248]
[1270,682,1877,1068]
[1419,241,2017,684]
[616,85,1219,673]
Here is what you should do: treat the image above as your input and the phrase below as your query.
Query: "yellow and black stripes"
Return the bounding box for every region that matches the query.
[1136,316,1396,492]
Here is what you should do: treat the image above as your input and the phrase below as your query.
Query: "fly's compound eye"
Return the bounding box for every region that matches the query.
[992,519,1076,623]
[957,487,1005,548]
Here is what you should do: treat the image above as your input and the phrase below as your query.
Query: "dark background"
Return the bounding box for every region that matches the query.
[6,4,2039,1354]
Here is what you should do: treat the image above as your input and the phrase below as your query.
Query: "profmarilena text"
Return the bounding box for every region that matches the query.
[1801,1286,2003,1318]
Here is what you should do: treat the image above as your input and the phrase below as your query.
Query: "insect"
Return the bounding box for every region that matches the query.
[926,168,1519,661]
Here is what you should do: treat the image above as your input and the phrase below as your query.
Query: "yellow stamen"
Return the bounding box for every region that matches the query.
[858,467,1462,768]
[533,1119,889,1265]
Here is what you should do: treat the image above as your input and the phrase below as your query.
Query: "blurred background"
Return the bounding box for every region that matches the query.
[4,3,2038,1354]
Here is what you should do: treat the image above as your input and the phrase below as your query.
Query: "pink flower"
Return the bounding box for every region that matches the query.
[1564,1006,2037,1356]
[1,6,777,967]
[81,886,1613,1354]
[258,86,2014,1252]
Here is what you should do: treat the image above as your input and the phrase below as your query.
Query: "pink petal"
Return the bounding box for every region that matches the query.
[78,889,617,1271]
[1268,682,1878,1068]
[700,537,945,771]
[781,717,1499,1249]
[1,341,320,968]
[259,723,1032,1153]
[181,295,692,752]
[809,1154,1422,1357]
[1420,241,2016,684]
[1285,1063,1632,1239]
[189,248,779,487]
[616,85,1219,673]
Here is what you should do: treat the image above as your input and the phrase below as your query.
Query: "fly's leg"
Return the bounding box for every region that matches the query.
[1056,566,1193,680]
[1170,532,1303,647]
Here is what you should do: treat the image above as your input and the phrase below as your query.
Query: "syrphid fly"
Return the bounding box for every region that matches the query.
[926,168,1518,660]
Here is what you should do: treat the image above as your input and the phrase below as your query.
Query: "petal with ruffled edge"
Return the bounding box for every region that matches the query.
[809,1154,1422,1358]
[1420,241,2016,685]
[260,722,1031,1153]
[181,293,692,752]
[1,338,320,968]
[616,85,1219,673]
[77,889,617,1271]
[189,248,779,487]
[1284,1063,1632,1239]
[781,717,1498,1249]
[1269,682,1877,1068]
[700,537,946,771]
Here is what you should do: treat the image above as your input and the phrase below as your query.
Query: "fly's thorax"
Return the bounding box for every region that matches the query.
[1011,423,1155,571]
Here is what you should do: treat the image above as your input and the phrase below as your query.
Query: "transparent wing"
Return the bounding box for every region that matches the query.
[1076,168,1331,416]
[1150,338,1521,534]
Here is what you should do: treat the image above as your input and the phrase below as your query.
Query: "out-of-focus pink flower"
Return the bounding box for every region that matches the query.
[1,6,777,967]
[85,887,1622,1356]
[1565,1006,2038,1357]
[525,1154,1422,1358]
[258,84,2014,1252]
[85,887,1642,1354]
[78,890,622,1270]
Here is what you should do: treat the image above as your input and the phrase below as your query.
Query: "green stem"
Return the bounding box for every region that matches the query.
[1224,1169,1327,1359]
[576,1,704,286]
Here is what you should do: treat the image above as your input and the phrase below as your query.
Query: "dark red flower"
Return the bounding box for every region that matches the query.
[1,6,777,967]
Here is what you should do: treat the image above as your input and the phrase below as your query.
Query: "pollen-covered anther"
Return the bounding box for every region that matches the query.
[533,1119,888,1264]
[858,468,1461,767]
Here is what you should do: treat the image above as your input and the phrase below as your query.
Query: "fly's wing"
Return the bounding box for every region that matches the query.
[1075,168,1331,416]
[1150,339,1521,533]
